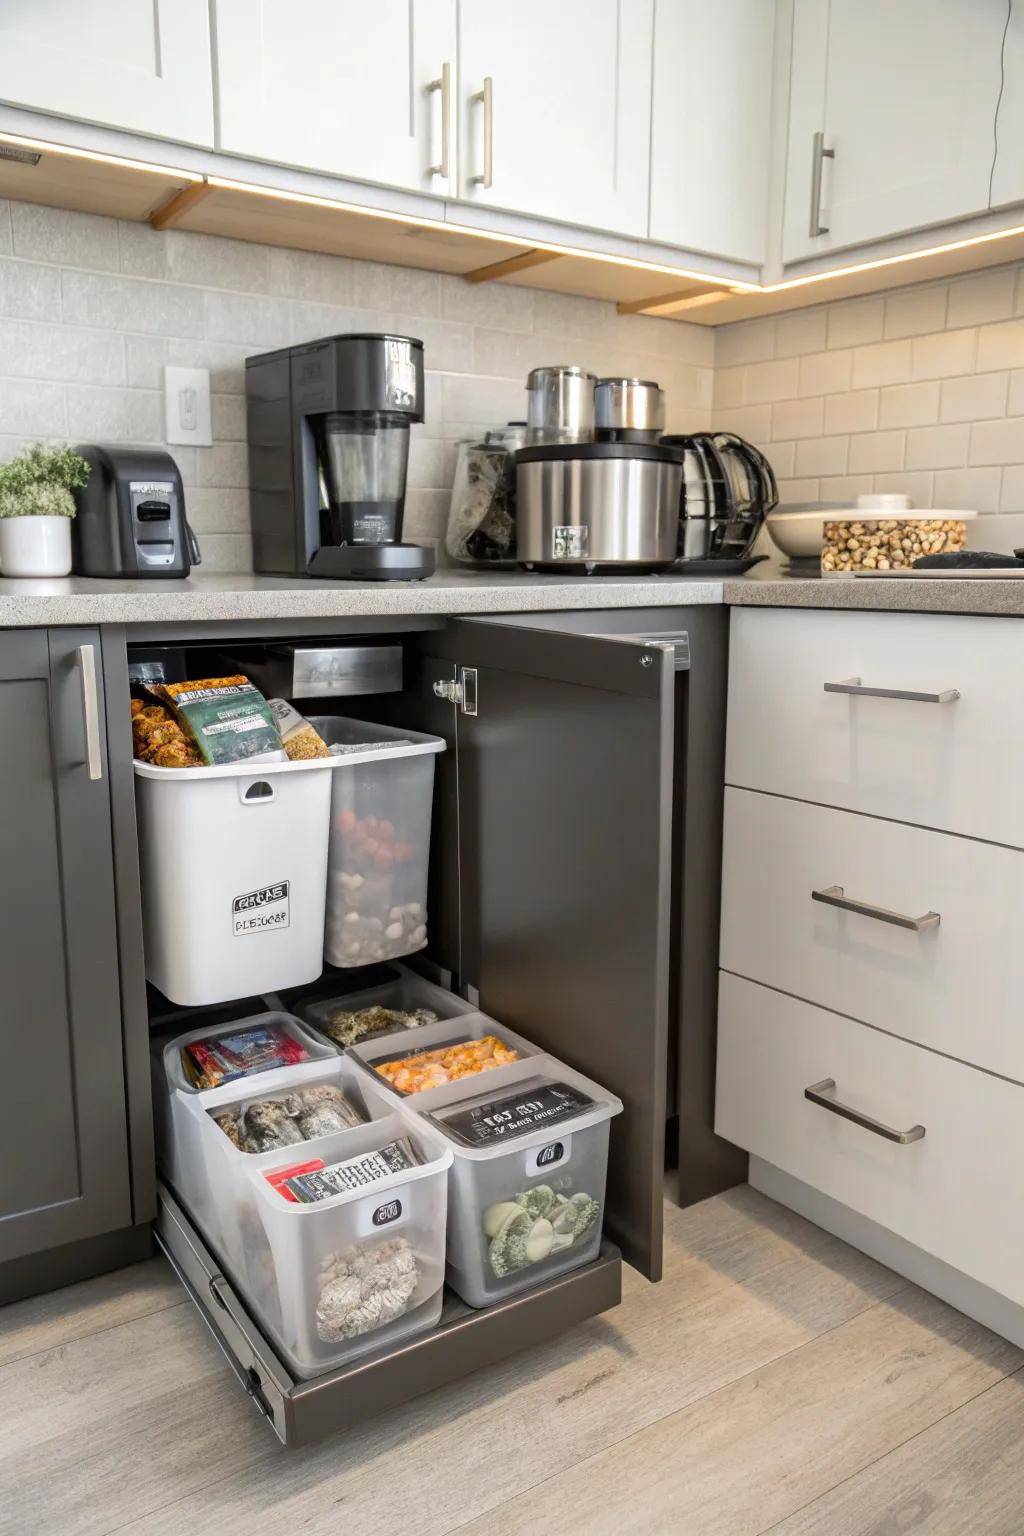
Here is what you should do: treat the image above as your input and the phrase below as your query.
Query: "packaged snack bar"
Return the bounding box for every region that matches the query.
[156,676,286,766]
[275,1138,419,1202]
[182,1023,310,1089]
[268,698,330,761]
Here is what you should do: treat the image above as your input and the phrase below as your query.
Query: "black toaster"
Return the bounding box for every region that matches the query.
[72,445,200,577]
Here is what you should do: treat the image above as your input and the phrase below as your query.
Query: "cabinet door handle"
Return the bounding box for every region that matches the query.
[470,76,493,188]
[76,642,103,782]
[426,61,451,179]
[811,884,940,932]
[809,130,834,237]
[805,1078,925,1144]
[824,676,960,705]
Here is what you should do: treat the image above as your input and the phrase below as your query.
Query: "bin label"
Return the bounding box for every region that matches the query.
[526,1136,572,1176]
[373,1199,403,1226]
[232,880,290,936]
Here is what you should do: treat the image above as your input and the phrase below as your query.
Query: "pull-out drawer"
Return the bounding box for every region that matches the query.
[721,787,1024,1082]
[716,973,1024,1308]
[726,609,1024,847]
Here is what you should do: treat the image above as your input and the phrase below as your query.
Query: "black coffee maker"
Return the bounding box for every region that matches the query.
[246,332,434,580]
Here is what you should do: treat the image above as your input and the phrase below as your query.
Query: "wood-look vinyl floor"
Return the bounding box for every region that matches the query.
[2,1185,1021,1536]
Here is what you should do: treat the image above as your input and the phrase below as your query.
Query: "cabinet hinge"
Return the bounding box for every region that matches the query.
[433,666,478,715]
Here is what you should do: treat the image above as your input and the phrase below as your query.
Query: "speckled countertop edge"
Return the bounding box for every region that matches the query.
[723,574,1024,616]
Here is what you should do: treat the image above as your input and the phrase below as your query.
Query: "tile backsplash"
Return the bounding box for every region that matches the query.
[0,199,714,572]
[712,263,1024,515]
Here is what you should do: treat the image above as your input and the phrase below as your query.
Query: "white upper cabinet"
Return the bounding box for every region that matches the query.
[0,0,214,146]
[456,0,654,238]
[783,0,1008,264]
[213,0,457,196]
[991,3,1024,209]
[649,0,774,265]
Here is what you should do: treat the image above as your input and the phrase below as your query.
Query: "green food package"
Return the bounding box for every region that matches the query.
[158,675,286,766]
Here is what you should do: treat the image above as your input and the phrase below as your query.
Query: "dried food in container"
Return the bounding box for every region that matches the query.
[374,1034,519,1094]
[212,1082,366,1153]
[156,675,285,766]
[268,698,330,761]
[316,1237,421,1342]
[317,1002,438,1049]
[484,1185,600,1278]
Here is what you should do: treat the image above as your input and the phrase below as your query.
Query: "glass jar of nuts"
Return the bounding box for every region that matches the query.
[821,515,970,572]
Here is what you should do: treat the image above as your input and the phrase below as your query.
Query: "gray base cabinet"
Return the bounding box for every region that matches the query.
[0,629,130,1266]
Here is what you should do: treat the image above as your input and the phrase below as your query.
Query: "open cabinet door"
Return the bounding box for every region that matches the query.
[431,616,681,1282]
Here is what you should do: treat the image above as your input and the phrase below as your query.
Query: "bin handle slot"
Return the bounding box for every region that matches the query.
[241,780,275,804]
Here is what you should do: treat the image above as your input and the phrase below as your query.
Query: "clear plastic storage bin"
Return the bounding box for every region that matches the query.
[134,756,335,1006]
[296,964,476,1053]
[245,1114,452,1377]
[348,1012,542,1099]
[307,717,444,970]
[398,1056,622,1308]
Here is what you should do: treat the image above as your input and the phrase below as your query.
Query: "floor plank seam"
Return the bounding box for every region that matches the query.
[0,1298,187,1375]
[93,1445,279,1536]
[749,1360,1024,1536]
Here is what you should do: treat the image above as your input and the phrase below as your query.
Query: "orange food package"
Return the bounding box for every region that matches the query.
[375,1035,519,1094]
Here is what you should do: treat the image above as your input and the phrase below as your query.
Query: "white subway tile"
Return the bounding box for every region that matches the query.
[709,403,773,440]
[442,373,528,424]
[63,270,204,338]
[12,203,119,271]
[977,318,1024,372]
[408,436,450,489]
[66,384,161,442]
[0,201,11,256]
[818,474,874,501]
[714,317,776,367]
[394,315,473,373]
[266,246,355,305]
[184,487,251,533]
[969,417,1024,465]
[905,423,970,469]
[852,340,913,388]
[192,533,253,573]
[883,284,947,339]
[823,389,879,435]
[440,273,535,331]
[196,441,250,487]
[662,362,713,417]
[289,300,388,346]
[125,335,166,389]
[795,435,849,476]
[827,298,884,349]
[771,396,824,440]
[774,308,827,358]
[0,259,60,321]
[211,392,246,442]
[848,430,905,474]
[878,380,941,428]
[940,371,1008,422]
[712,365,746,409]
[932,466,1002,512]
[798,349,853,396]
[204,289,291,348]
[1009,370,1024,416]
[775,476,820,502]
[744,357,799,404]
[947,269,1017,329]
[403,487,450,541]
[764,440,795,478]
[0,317,124,384]
[1000,465,1024,510]
[352,260,440,317]
[911,328,977,379]
[122,225,272,295]
[470,325,556,380]
[0,378,66,435]
[168,339,251,394]
[871,470,934,505]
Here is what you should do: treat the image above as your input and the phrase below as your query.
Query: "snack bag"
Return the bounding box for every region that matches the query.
[157,676,285,766]
[268,698,330,761]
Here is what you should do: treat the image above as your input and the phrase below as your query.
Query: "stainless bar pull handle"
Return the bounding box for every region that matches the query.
[824,676,960,705]
[470,76,493,188]
[426,62,451,179]
[76,643,103,782]
[805,1078,925,1144]
[812,884,940,932]
[809,130,834,237]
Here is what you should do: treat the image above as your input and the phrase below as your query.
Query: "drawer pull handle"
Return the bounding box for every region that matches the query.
[805,1078,925,1144]
[811,884,940,932]
[824,676,960,705]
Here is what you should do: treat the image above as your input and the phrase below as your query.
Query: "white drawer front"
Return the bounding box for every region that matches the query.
[726,608,1024,846]
[716,972,1024,1307]
[721,787,1024,1082]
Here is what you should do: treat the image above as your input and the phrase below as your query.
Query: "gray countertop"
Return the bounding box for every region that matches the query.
[4,563,1024,627]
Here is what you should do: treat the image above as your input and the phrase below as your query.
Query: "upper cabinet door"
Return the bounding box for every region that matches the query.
[784,0,1007,263]
[0,0,213,146]
[991,3,1024,209]
[456,0,653,237]
[213,0,457,196]
[649,0,774,265]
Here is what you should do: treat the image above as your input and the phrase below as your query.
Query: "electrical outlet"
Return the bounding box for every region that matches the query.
[164,365,212,447]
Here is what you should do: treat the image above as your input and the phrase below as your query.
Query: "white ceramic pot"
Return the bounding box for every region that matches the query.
[0,515,73,577]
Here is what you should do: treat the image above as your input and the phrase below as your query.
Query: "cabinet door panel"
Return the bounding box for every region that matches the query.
[0,630,130,1263]
[457,0,653,236]
[0,0,213,145]
[649,0,773,264]
[991,3,1024,209]
[431,618,675,1280]
[784,0,1006,261]
[213,0,456,195]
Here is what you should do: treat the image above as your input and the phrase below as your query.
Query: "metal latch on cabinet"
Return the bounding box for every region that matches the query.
[433,666,478,714]
[599,631,691,671]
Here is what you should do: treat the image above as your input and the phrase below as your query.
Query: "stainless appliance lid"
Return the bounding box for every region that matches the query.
[516,441,684,464]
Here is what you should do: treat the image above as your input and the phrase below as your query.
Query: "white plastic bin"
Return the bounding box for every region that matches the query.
[348,1012,542,1099]
[296,964,476,1053]
[307,717,444,970]
[134,756,334,1006]
[246,1114,452,1377]
[399,1056,622,1308]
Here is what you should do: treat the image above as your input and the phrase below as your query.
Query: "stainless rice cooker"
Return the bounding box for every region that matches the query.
[515,441,683,570]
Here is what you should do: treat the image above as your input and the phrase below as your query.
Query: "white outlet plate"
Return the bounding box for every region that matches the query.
[164,365,212,447]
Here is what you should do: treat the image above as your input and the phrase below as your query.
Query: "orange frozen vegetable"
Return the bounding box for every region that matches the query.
[376,1036,519,1094]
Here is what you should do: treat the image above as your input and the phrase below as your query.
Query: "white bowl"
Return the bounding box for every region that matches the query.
[765,505,853,560]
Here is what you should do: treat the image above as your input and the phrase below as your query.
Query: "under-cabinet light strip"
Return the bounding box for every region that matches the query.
[0,131,204,181]
[760,220,1024,293]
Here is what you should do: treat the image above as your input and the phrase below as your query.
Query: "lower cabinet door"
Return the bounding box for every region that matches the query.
[716,972,1024,1308]
[0,630,130,1264]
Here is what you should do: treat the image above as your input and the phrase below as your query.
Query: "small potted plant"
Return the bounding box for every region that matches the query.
[0,444,90,577]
